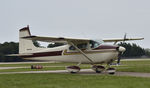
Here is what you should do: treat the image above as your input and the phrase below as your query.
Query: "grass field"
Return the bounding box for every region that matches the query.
[116,59,150,73]
[1,59,150,73]
[0,73,150,88]
[0,63,90,73]
[0,59,150,88]
[0,62,75,67]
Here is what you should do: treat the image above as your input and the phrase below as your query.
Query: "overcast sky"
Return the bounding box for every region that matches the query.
[0,0,149,48]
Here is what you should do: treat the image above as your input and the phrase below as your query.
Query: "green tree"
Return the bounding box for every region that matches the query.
[33,40,40,47]
[47,43,65,48]
[145,49,150,57]
[0,42,23,62]
[118,42,145,57]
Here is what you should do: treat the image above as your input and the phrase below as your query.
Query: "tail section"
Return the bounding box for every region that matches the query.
[19,26,39,54]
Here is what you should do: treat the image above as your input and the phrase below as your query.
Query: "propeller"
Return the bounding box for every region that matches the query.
[117,51,122,65]
[123,33,127,42]
[116,46,125,65]
[117,33,127,65]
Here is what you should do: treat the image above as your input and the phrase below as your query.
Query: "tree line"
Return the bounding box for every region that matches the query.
[118,42,149,58]
[0,41,150,62]
[0,42,23,62]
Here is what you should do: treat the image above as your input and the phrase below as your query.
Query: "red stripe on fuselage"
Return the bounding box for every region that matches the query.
[21,51,63,58]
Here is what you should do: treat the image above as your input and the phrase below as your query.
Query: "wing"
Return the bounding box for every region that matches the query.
[22,35,90,44]
[103,38,144,42]
[22,36,94,63]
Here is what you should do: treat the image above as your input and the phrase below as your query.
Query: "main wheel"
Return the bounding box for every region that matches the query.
[66,66,80,73]
[92,65,105,73]
[106,68,116,74]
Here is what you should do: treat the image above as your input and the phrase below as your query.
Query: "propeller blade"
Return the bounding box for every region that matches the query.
[123,33,127,42]
[117,52,122,64]
[117,33,127,64]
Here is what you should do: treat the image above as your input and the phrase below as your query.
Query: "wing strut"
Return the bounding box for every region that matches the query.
[69,42,94,65]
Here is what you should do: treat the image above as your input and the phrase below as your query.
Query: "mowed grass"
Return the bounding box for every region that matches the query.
[116,59,150,73]
[0,58,150,73]
[0,73,150,88]
[0,62,75,67]
[0,67,65,72]
[0,59,150,88]
[0,63,90,73]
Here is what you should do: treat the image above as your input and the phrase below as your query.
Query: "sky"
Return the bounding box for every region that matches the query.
[0,0,150,48]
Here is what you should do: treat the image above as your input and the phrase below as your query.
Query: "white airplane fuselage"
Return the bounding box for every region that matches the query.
[9,26,142,73]
[18,26,127,64]
[21,44,119,64]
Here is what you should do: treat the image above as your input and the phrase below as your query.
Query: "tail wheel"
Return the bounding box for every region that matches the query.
[66,66,80,73]
[92,65,105,73]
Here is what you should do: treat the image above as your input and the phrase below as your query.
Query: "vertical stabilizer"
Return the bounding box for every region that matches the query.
[19,26,39,54]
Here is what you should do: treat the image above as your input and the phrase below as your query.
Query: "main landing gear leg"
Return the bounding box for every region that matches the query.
[66,42,94,74]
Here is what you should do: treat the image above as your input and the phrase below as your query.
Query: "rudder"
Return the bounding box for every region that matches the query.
[19,26,39,54]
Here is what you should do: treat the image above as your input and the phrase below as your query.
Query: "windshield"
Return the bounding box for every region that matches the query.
[90,39,104,48]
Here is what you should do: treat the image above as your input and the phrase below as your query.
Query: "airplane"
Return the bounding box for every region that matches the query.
[9,26,144,74]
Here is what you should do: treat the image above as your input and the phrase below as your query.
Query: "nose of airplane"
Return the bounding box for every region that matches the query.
[117,46,126,52]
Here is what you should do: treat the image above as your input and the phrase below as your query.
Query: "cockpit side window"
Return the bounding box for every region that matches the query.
[90,40,100,48]
[69,46,76,50]
[77,43,87,49]
[69,43,88,50]
[69,40,102,50]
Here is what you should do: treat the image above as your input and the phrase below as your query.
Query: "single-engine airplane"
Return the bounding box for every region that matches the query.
[9,26,144,74]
